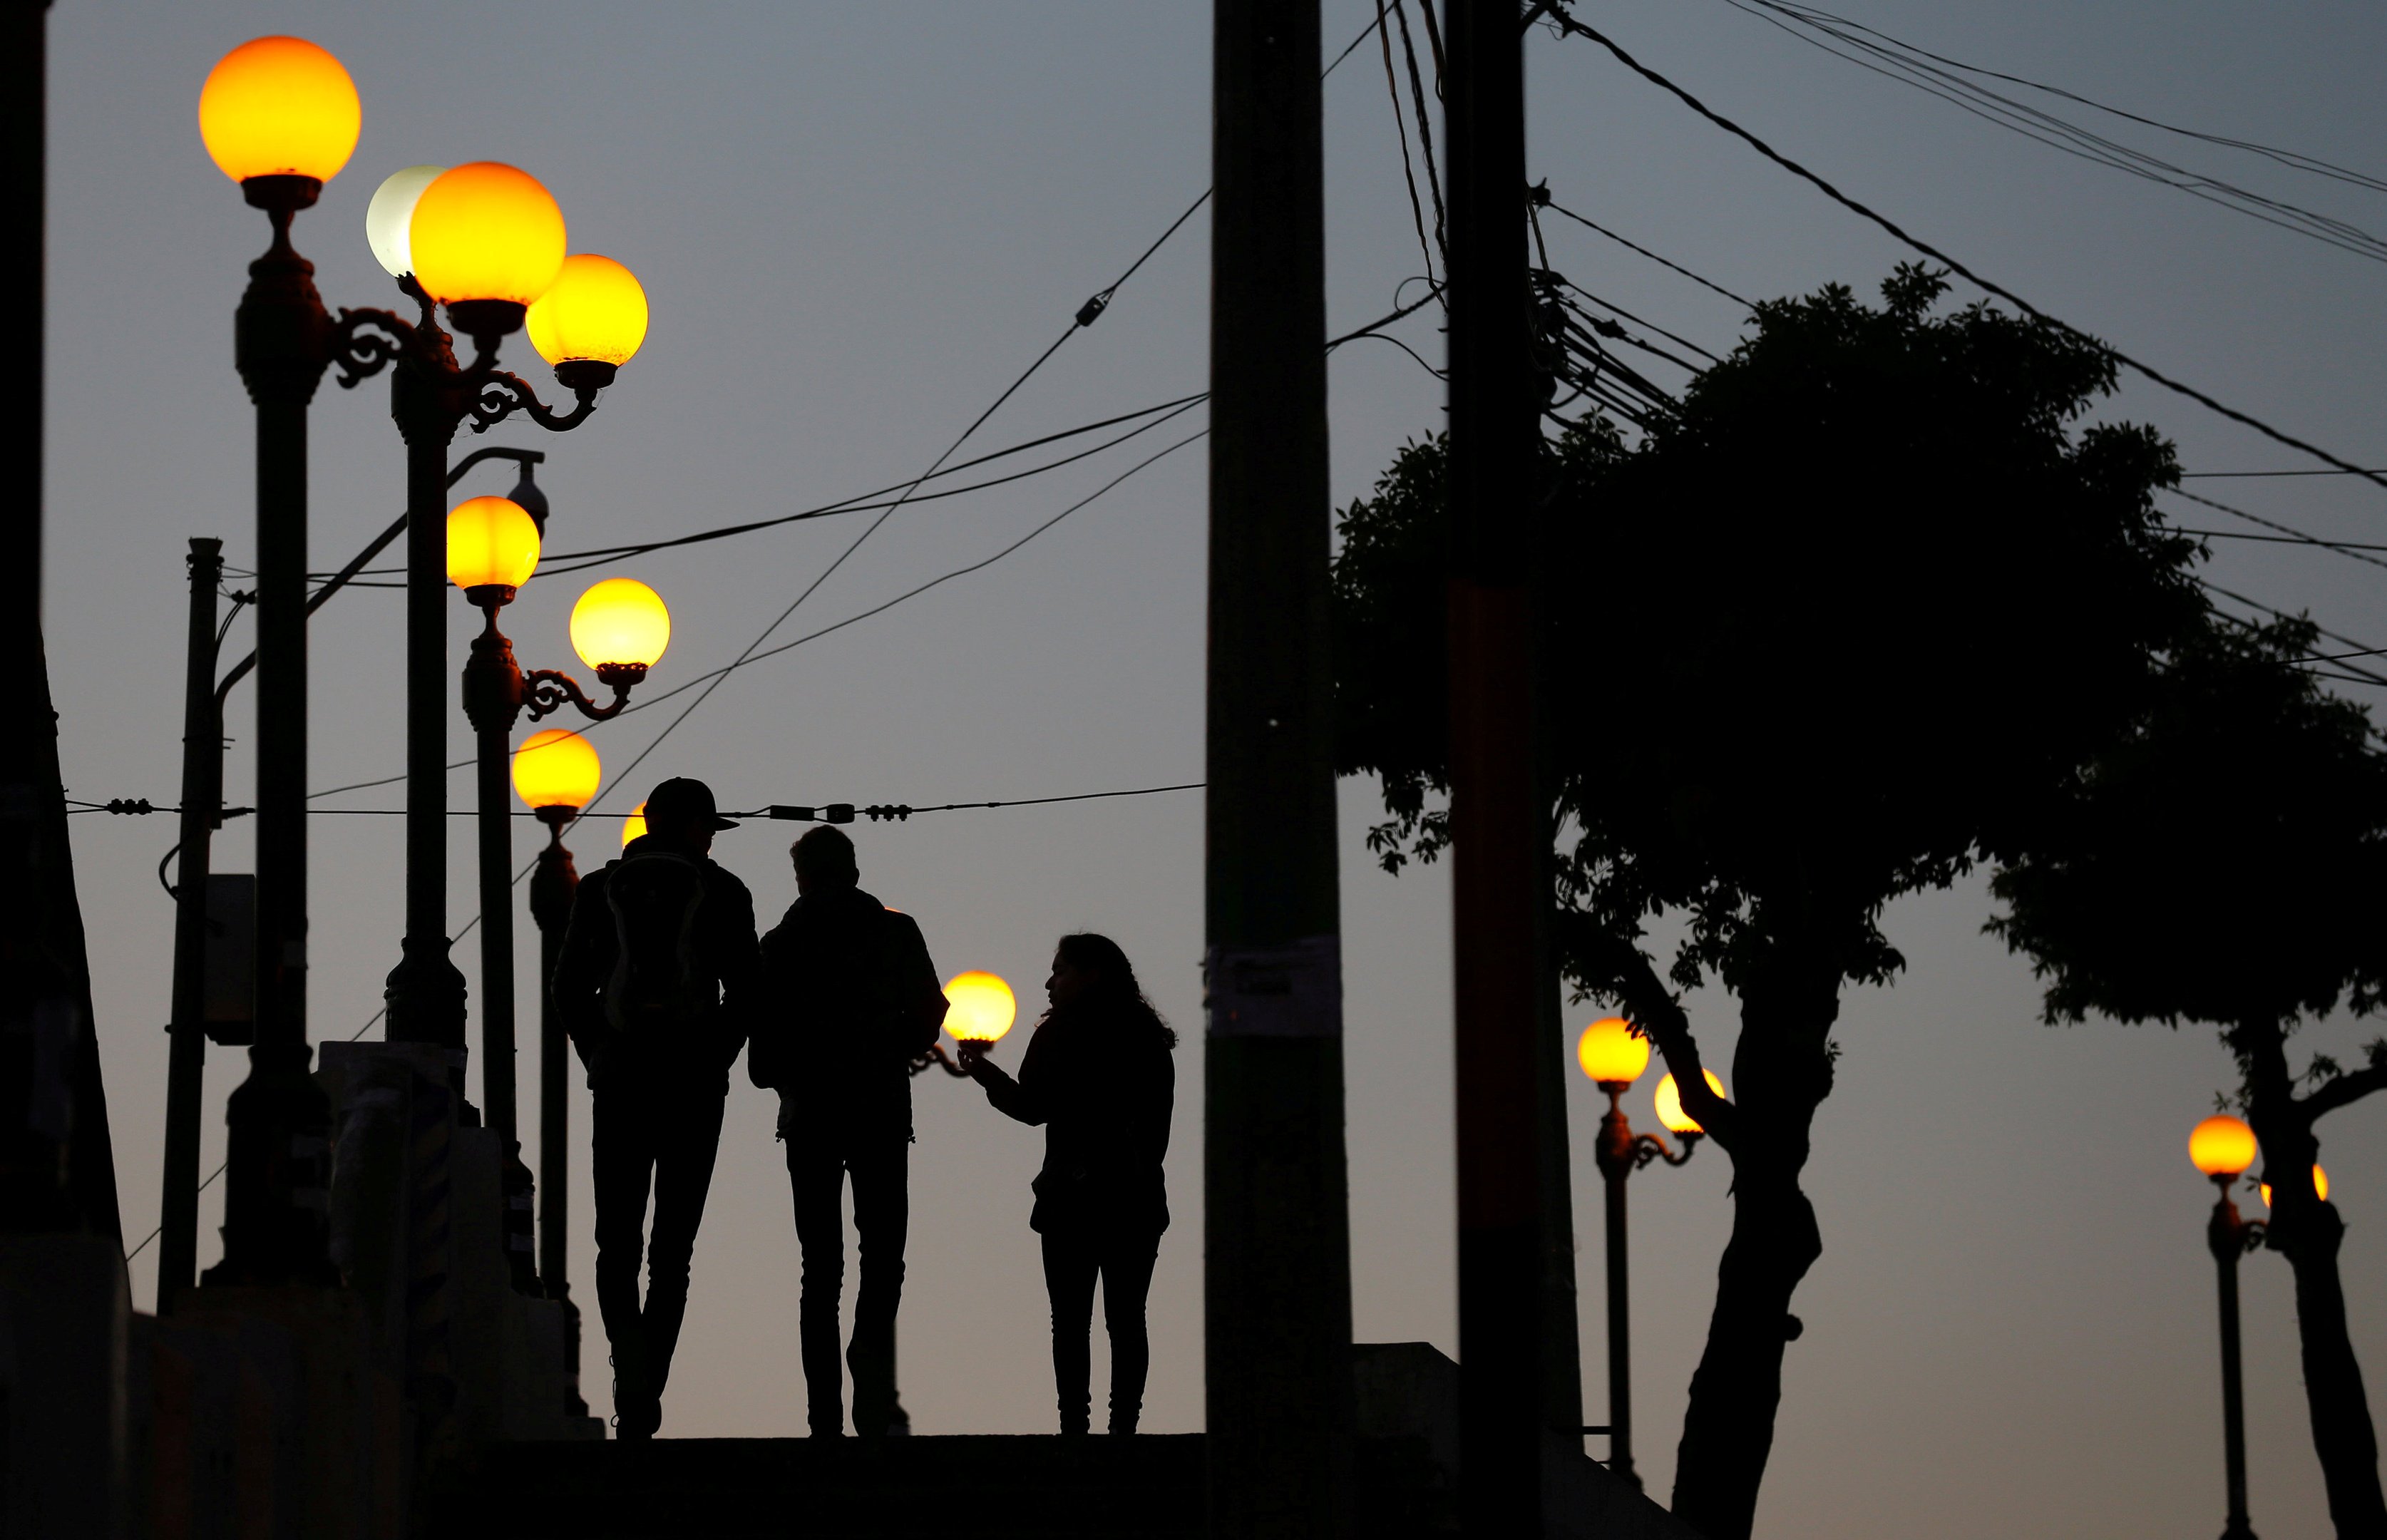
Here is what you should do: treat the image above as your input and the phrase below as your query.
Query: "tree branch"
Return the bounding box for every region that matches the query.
[1589,931,1740,1151]
[2302,1062,2387,1122]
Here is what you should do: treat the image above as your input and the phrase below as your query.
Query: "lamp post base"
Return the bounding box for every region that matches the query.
[384,934,468,1051]
[202,1040,337,1288]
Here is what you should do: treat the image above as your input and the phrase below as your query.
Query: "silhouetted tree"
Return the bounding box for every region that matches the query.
[1990,615,2387,1537]
[1332,267,2204,1539]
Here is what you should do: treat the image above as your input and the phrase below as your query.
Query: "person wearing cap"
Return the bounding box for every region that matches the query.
[749,824,948,1440]
[553,776,760,1441]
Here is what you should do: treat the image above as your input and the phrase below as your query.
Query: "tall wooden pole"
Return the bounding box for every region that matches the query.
[160,538,225,1308]
[1205,3,1353,1534]
[1444,0,1548,1529]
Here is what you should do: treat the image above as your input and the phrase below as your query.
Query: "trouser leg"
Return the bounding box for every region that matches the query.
[846,1139,910,1437]
[1041,1229,1099,1434]
[787,1144,849,1434]
[640,1087,727,1401]
[1099,1233,1161,1434]
[589,1089,659,1394]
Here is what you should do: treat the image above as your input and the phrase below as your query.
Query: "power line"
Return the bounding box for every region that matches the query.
[2167,487,2387,574]
[555,9,1405,835]
[1744,0,2387,197]
[1539,195,1758,310]
[741,779,1205,823]
[2197,578,2387,688]
[2184,467,2387,481]
[1541,4,2387,497]
[1722,0,2387,268]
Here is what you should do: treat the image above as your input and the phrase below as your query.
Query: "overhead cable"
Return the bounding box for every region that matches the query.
[1541,4,2387,496]
[1722,0,2387,267]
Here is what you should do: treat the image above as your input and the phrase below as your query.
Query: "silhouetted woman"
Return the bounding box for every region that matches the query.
[960,933,1175,1436]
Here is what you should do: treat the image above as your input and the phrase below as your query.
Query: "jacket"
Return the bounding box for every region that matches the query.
[550,834,761,1092]
[976,1005,1174,1237]
[749,885,947,1142]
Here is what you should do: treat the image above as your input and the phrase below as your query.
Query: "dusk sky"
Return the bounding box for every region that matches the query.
[46,4,2387,1534]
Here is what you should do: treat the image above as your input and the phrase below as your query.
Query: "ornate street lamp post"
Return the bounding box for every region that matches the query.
[196,36,362,1285]
[1576,1017,1715,1490]
[448,500,670,1151]
[2189,1114,2264,1540]
[355,162,646,1054]
[515,727,602,1413]
[195,35,650,1285]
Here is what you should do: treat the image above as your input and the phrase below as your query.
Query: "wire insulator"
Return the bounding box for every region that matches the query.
[1074,294,1109,328]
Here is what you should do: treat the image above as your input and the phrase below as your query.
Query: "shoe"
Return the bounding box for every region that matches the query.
[616,1395,662,1442]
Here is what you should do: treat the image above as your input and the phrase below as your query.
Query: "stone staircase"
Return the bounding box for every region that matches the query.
[431,1433,1204,1539]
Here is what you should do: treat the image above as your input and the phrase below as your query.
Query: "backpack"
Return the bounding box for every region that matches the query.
[602,849,713,1037]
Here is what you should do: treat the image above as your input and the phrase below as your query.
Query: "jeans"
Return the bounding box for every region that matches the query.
[591,1082,728,1406]
[786,1135,910,1436]
[1041,1226,1161,1434]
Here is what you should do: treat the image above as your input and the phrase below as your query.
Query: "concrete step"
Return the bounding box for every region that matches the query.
[432,1431,1454,1539]
[438,1433,1211,1539]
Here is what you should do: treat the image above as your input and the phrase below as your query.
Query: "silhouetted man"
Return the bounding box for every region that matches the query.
[750,826,945,1439]
[553,776,759,1440]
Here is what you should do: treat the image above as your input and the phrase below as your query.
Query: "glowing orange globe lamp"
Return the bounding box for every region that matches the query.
[621,801,648,849]
[528,255,651,392]
[1577,1017,1651,1088]
[2260,1164,2330,1208]
[570,578,672,677]
[1653,1069,1727,1136]
[199,37,361,193]
[944,972,1018,1047]
[409,162,568,345]
[513,729,602,813]
[2189,1115,2259,1180]
[446,496,543,603]
[2192,1109,2270,1538]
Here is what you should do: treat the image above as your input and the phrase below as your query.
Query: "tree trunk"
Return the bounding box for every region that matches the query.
[1667,956,1837,1540]
[2240,1022,2387,1539]
[2278,1202,2387,1538]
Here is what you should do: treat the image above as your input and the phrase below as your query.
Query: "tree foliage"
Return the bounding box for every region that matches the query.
[1335,267,2205,1002]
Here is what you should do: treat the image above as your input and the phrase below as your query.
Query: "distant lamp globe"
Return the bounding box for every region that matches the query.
[513,729,602,813]
[944,972,1017,1047]
[445,496,542,601]
[621,801,647,850]
[1653,1069,1726,1136]
[528,254,650,391]
[2189,1115,2259,1180]
[2260,1164,2330,1209]
[570,578,670,686]
[1576,1017,1651,1088]
[409,161,568,342]
[198,36,361,191]
[365,164,445,277]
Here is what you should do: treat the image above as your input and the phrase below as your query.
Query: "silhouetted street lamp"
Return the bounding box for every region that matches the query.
[516,727,602,1415]
[2190,1113,2264,1540]
[359,158,650,1056]
[1578,1017,1717,1490]
[196,34,648,1286]
[196,35,364,1286]
[452,500,670,1151]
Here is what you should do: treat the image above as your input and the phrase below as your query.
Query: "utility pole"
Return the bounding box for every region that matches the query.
[159,538,226,1308]
[1205,2,1353,1535]
[1444,0,1549,1530]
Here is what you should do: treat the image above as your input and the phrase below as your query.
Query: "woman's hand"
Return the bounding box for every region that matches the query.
[956,1042,987,1077]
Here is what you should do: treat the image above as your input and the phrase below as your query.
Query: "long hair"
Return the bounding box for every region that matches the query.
[1051,932,1176,1048]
